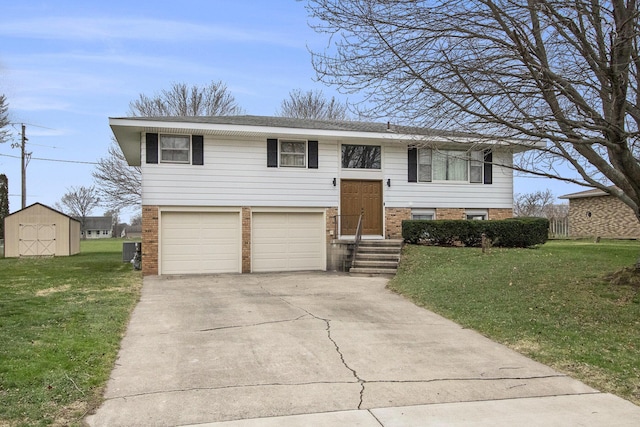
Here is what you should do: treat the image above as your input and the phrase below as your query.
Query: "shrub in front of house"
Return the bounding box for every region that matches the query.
[402,217,549,248]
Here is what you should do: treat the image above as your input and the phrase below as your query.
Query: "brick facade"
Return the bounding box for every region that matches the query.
[569,196,640,238]
[141,205,518,276]
[435,208,466,220]
[241,207,251,273]
[488,208,513,220]
[141,205,159,276]
[385,207,411,239]
[326,207,338,241]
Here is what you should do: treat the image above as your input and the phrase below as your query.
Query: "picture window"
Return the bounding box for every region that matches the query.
[341,144,381,169]
[418,149,485,183]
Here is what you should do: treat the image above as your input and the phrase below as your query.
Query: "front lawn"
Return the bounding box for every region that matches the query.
[389,239,640,405]
[0,239,142,426]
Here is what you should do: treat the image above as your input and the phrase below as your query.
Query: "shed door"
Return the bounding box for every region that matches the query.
[252,212,325,272]
[19,224,56,256]
[160,212,241,275]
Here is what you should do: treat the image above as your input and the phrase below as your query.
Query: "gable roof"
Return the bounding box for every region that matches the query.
[110,115,541,166]
[80,216,113,230]
[560,187,615,200]
[5,202,80,223]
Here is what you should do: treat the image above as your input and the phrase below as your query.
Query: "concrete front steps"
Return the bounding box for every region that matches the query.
[349,239,403,276]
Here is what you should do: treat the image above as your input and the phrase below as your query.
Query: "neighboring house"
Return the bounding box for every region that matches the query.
[560,188,640,239]
[79,216,113,239]
[110,115,535,276]
[122,223,142,239]
[4,202,80,257]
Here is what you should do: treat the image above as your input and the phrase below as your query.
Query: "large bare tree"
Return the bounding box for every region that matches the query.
[0,94,9,144]
[56,186,101,239]
[277,89,350,120]
[514,189,568,219]
[95,80,244,210]
[307,0,640,227]
[128,80,244,117]
[93,139,142,210]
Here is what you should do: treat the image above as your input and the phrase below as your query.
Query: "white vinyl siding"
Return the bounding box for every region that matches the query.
[160,211,241,275]
[252,212,325,272]
[142,136,337,207]
[141,136,514,210]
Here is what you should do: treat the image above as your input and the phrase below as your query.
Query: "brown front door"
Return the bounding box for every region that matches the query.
[340,179,383,235]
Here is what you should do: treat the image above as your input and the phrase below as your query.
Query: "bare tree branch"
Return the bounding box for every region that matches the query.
[307,0,640,223]
[128,80,244,117]
[92,138,141,210]
[57,186,100,238]
[0,94,9,144]
[276,89,351,120]
[97,80,244,210]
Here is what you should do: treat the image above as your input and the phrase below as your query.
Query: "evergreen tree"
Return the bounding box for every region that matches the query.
[0,174,9,238]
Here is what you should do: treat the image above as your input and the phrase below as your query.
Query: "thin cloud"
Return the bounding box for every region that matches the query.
[0,16,301,47]
[10,96,71,112]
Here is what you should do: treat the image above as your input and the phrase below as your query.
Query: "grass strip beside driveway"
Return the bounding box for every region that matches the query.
[0,239,142,426]
[389,239,640,406]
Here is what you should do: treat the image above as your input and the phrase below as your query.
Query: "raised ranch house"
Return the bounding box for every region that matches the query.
[110,115,533,276]
[560,187,640,239]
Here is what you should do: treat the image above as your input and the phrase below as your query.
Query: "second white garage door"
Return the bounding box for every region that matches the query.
[161,211,240,275]
[252,212,325,272]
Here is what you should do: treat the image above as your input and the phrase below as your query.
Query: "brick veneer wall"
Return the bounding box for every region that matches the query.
[141,205,159,276]
[488,208,513,220]
[242,207,251,273]
[569,196,640,238]
[326,207,338,241]
[385,207,411,238]
[436,208,466,220]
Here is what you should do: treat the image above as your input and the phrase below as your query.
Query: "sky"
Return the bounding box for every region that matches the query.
[0,0,582,222]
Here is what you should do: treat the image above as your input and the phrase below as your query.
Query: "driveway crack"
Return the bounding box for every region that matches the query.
[256,283,365,408]
[277,299,366,409]
[198,314,310,332]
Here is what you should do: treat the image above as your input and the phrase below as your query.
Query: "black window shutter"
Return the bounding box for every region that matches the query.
[308,140,318,169]
[267,139,278,167]
[484,150,493,184]
[146,133,158,164]
[192,135,204,165]
[408,147,418,182]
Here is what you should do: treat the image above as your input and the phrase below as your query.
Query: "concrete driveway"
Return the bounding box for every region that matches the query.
[86,273,640,426]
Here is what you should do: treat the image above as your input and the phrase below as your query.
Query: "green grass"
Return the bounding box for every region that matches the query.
[389,239,640,405]
[0,239,142,426]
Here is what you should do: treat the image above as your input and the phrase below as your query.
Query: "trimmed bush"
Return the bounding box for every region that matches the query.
[402,217,549,248]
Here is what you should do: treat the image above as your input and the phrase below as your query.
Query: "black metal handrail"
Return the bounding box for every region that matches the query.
[351,210,364,263]
[333,214,361,237]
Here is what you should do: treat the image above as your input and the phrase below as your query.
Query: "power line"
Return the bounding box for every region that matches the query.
[0,152,98,165]
[9,122,57,131]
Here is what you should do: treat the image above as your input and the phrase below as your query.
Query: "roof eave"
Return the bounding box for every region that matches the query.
[109,117,543,166]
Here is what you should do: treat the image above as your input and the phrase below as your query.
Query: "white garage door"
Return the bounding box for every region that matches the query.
[252,212,325,272]
[161,211,240,275]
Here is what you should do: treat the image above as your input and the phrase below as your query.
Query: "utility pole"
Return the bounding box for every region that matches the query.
[21,124,27,209]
